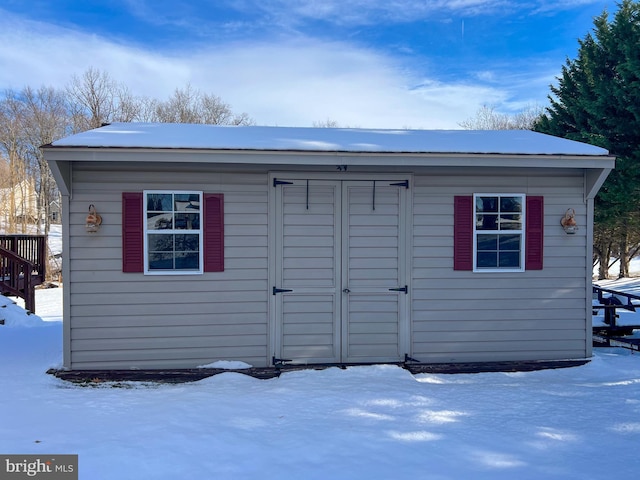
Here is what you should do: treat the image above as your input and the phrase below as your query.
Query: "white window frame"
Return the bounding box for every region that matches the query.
[473,193,526,273]
[143,190,204,275]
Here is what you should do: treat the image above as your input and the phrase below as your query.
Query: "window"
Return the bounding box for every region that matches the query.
[122,192,224,274]
[144,191,203,274]
[474,194,524,271]
[454,195,543,272]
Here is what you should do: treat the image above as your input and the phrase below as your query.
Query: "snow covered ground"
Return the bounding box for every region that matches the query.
[1,287,639,479]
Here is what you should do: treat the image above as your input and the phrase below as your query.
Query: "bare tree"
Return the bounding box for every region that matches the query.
[153,84,253,125]
[0,69,255,240]
[313,118,341,128]
[459,104,544,130]
[66,67,120,131]
[0,154,9,183]
[132,96,160,122]
[0,153,10,231]
[201,92,252,125]
[0,87,69,234]
[65,69,253,129]
[66,67,148,130]
[22,86,68,235]
[113,85,142,123]
[0,90,31,233]
[154,84,200,123]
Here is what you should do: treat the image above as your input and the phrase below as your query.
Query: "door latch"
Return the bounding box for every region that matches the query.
[342,288,351,293]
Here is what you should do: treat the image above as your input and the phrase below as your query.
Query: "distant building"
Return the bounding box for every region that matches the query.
[49,197,61,224]
[0,178,38,225]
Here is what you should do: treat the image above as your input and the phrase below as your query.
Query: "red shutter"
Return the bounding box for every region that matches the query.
[204,193,224,272]
[525,196,544,270]
[122,192,143,273]
[454,196,473,271]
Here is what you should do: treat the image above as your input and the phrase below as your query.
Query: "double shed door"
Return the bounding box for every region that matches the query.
[273,178,409,364]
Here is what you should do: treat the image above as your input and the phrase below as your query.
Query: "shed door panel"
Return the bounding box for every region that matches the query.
[343,183,402,362]
[279,182,340,363]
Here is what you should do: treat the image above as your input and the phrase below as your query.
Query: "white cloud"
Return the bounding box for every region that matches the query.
[173,39,521,128]
[0,9,190,94]
[474,70,497,82]
[534,0,606,14]
[232,0,516,27]
[0,8,534,129]
[224,0,606,29]
[118,0,601,33]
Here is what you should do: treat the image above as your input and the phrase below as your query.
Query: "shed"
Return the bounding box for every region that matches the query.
[43,123,614,370]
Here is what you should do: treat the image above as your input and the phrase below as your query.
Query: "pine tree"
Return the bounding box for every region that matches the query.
[534,0,640,278]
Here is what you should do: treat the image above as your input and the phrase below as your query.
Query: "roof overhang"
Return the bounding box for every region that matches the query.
[43,145,615,168]
[43,145,615,199]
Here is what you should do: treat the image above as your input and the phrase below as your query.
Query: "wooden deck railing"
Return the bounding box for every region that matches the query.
[0,235,46,313]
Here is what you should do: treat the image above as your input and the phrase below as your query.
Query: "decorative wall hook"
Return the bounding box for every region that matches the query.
[560,208,578,234]
[86,204,102,233]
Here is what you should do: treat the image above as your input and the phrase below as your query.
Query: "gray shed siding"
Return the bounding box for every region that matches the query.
[411,168,589,362]
[68,163,270,369]
[65,162,592,369]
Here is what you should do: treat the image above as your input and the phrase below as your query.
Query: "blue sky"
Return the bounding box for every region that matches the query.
[0,0,619,128]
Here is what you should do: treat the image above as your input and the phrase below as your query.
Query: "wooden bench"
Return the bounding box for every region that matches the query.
[592,285,640,337]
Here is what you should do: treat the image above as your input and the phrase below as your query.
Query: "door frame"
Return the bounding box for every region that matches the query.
[268,171,413,365]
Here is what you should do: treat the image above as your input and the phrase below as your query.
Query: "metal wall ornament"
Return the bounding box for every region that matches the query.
[86,204,102,233]
[560,208,578,234]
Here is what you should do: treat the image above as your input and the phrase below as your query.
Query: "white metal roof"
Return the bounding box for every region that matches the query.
[49,123,609,156]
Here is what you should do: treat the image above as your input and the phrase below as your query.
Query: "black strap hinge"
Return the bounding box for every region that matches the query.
[273,178,294,187]
[273,287,293,295]
[272,356,292,366]
[389,285,408,294]
[404,353,420,363]
[390,180,409,188]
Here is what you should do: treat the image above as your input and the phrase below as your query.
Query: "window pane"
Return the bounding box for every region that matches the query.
[148,253,174,270]
[499,214,522,230]
[147,193,172,211]
[175,194,200,212]
[476,214,498,230]
[499,251,521,268]
[500,196,522,212]
[175,213,200,230]
[476,196,498,213]
[148,234,174,252]
[175,252,199,269]
[499,234,521,251]
[477,252,498,268]
[175,234,199,252]
[148,212,173,230]
[477,234,497,251]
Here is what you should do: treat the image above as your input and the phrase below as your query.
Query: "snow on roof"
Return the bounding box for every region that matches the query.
[49,123,610,156]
